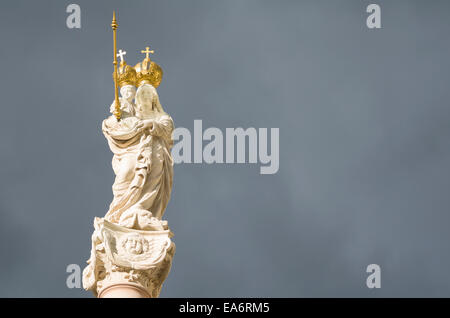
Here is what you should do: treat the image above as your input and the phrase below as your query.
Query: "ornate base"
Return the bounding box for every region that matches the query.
[82,217,175,298]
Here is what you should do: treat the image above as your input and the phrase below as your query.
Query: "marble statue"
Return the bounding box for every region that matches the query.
[103,82,174,230]
[82,14,176,298]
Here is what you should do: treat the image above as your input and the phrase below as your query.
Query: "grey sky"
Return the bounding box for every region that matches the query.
[0,0,450,297]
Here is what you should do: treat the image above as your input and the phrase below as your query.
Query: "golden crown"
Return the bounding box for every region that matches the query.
[116,61,137,87]
[134,46,163,88]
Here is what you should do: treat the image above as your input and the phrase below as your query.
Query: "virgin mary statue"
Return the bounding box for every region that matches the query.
[102,83,174,230]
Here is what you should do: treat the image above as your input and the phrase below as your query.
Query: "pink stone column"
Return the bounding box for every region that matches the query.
[98,283,151,298]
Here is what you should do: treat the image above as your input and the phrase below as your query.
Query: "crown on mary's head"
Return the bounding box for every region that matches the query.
[134,46,163,88]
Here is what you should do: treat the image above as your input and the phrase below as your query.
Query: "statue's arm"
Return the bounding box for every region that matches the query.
[102,116,144,141]
[145,114,174,139]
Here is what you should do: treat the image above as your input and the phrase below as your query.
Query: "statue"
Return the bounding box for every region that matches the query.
[82,12,175,298]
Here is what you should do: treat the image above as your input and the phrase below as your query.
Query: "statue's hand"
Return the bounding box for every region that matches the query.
[110,100,117,114]
[142,119,154,130]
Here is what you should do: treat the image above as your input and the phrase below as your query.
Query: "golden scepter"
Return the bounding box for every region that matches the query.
[111,11,121,121]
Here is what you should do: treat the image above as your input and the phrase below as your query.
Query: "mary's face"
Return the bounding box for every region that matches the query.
[140,87,154,105]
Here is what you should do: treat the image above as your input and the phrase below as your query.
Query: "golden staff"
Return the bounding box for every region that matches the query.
[111,11,121,121]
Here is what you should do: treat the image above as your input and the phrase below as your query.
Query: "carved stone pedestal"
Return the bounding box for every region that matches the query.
[82,218,175,298]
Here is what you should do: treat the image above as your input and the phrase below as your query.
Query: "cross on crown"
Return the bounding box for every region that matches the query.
[117,49,126,62]
[117,49,127,66]
[141,46,154,59]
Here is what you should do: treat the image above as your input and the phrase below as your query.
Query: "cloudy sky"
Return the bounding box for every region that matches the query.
[0,0,450,297]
